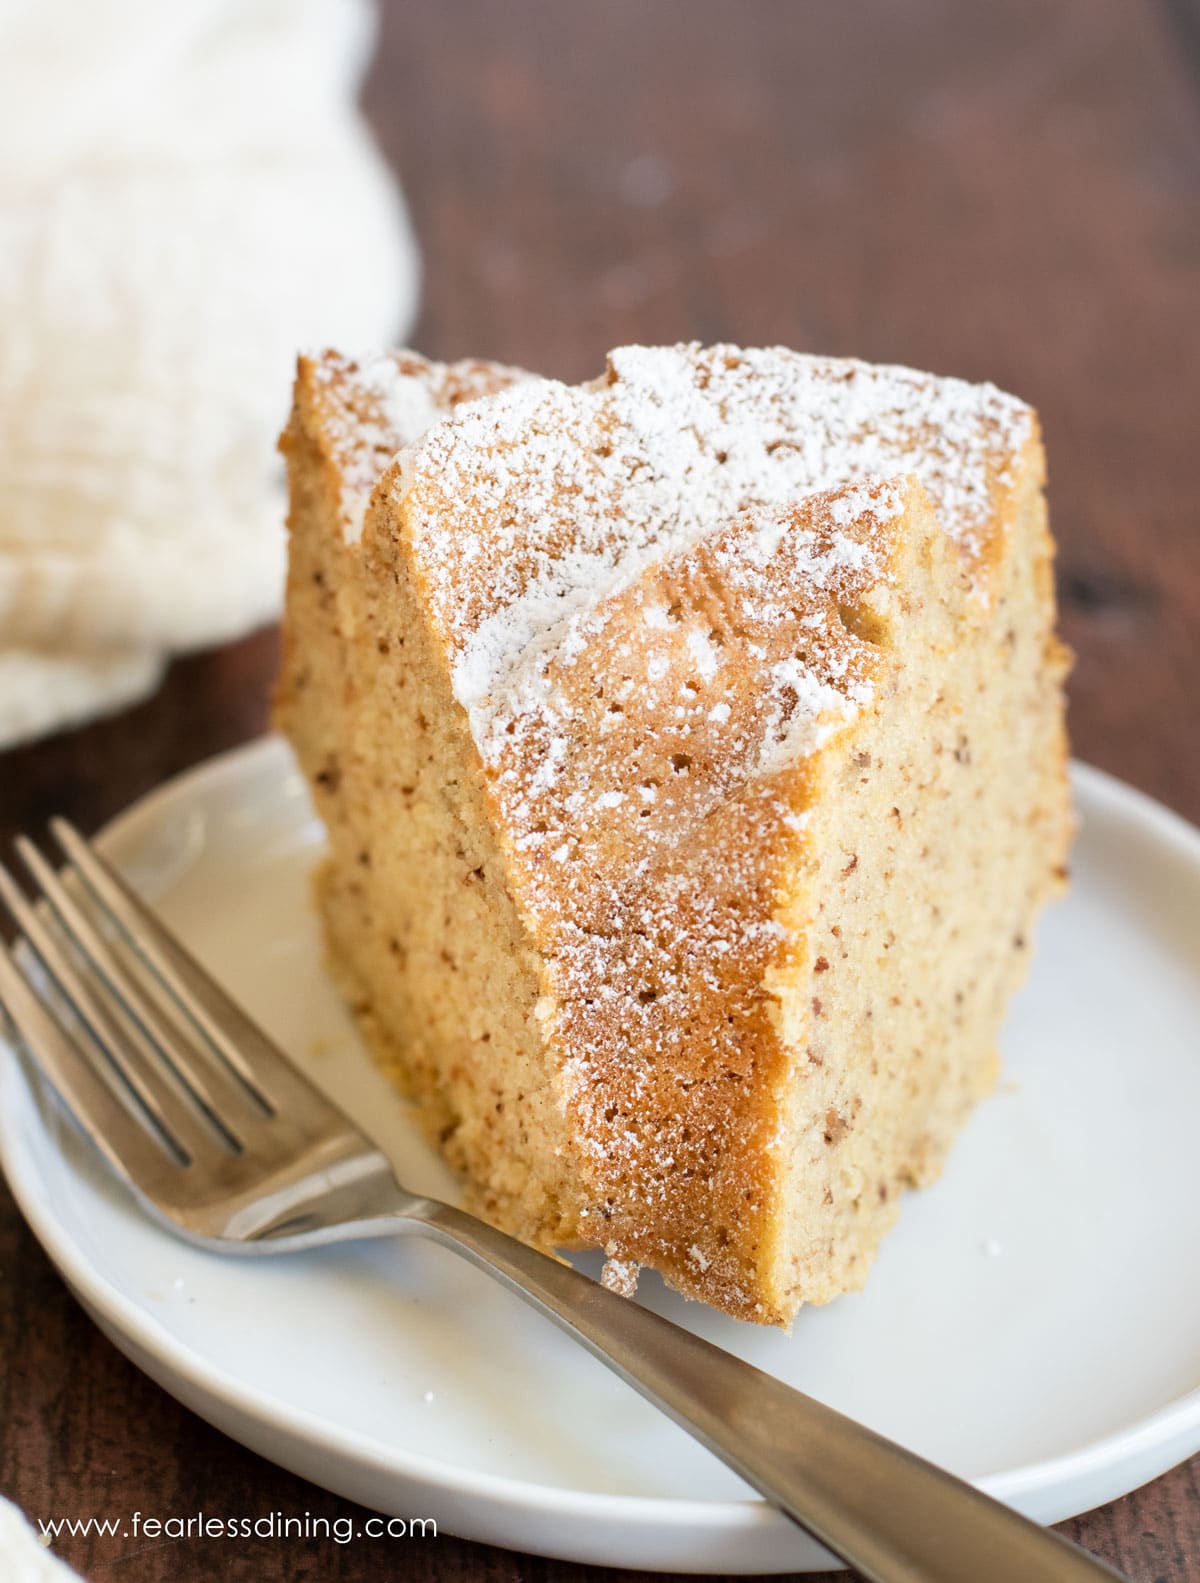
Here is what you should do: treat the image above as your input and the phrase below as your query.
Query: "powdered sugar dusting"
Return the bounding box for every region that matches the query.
[303,350,529,543]
[398,344,1030,755]
[600,1256,641,1298]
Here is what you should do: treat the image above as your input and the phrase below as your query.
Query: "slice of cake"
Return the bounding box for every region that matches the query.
[277,343,1071,1326]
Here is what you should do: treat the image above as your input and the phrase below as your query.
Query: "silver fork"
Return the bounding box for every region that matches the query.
[0,818,1125,1583]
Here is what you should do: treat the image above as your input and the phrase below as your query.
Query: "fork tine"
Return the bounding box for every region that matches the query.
[16,836,258,1142]
[0,861,233,1165]
[0,938,184,1181]
[50,818,307,1115]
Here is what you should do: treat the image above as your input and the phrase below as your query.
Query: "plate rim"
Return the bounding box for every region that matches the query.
[2,735,1199,1542]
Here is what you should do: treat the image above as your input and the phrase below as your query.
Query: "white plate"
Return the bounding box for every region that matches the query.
[2,738,1199,1574]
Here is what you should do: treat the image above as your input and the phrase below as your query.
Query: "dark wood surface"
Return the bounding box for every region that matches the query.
[2,2,1198,1579]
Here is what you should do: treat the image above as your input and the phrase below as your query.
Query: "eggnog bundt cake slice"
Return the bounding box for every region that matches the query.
[278,343,1071,1326]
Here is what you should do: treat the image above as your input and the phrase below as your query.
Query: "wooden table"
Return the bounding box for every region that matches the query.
[2,2,1197,1578]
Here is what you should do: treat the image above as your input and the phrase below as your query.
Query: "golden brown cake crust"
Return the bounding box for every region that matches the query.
[285,349,529,540]
[463,480,926,1315]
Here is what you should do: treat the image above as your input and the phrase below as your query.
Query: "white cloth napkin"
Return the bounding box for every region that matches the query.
[0,1495,79,1580]
[0,0,419,748]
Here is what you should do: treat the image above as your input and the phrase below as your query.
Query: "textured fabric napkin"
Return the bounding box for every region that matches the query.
[0,0,419,748]
[0,1495,79,1580]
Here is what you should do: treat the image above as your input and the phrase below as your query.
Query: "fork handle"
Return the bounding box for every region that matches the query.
[403,1198,1124,1582]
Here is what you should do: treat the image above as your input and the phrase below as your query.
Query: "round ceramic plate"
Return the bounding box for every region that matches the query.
[2,738,1199,1574]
